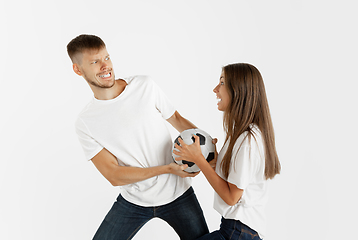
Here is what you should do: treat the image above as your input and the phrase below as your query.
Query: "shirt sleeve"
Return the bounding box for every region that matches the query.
[227,137,256,190]
[150,78,176,119]
[75,118,104,161]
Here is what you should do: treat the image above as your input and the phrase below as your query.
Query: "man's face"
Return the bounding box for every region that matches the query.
[75,47,115,88]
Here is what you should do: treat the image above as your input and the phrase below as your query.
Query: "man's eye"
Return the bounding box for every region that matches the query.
[91,61,97,64]
[105,57,110,60]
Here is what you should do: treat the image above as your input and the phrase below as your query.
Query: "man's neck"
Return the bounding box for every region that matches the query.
[91,79,127,100]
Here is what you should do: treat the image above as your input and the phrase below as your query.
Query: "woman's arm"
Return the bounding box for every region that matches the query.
[175,135,243,206]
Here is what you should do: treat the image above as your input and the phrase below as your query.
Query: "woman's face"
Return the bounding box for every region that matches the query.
[213,71,230,111]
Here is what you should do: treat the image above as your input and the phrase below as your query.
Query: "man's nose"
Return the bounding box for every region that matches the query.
[101,62,108,70]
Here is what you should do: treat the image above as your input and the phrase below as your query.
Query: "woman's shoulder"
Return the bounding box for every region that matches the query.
[234,125,263,149]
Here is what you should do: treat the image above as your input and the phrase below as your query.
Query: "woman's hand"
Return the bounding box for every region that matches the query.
[210,138,218,169]
[174,134,206,165]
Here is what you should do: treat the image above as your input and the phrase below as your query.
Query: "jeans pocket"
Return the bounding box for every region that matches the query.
[238,228,259,240]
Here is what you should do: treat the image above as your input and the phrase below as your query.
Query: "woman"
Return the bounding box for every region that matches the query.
[174,63,281,239]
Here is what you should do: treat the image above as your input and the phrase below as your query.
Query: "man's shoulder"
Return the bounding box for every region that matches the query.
[78,100,94,115]
[74,100,96,127]
[123,75,152,85]
[74,114,87,134]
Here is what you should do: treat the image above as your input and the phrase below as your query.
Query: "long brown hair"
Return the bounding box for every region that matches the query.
[220,63,281,180]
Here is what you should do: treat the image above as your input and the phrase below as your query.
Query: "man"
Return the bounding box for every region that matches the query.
[67,34,208,240]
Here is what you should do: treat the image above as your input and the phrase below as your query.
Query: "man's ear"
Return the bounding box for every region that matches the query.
[73,64,82,76]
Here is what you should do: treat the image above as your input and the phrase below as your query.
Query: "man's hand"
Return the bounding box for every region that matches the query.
[168,162,200,178]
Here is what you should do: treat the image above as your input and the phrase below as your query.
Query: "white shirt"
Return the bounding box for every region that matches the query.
[214,125,268,239]
[75,75,191,206]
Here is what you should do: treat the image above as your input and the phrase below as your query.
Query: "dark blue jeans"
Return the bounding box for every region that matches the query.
[93,187,209,240]
[197,217,261,240]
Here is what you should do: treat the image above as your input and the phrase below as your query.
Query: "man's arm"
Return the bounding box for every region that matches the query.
[91,148,198,186]
[166,111,197,133]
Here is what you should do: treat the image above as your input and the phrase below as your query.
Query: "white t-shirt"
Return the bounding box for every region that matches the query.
[214,125,268,239]
[75,75,191,207]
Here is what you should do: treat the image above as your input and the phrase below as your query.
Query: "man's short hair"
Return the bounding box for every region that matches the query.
[67,34,106,63]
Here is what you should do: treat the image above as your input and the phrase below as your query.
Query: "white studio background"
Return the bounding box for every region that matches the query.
[1,0,357,239]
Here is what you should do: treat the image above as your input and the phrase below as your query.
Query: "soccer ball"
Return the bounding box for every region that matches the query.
[172,128,215,173]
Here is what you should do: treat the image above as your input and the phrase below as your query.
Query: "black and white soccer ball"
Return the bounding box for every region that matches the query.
[172,128,215,173]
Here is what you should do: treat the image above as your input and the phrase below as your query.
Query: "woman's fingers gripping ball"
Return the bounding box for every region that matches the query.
[174,134,203,164]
